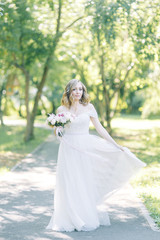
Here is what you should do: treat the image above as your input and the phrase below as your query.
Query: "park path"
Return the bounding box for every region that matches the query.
[0,134,159,240]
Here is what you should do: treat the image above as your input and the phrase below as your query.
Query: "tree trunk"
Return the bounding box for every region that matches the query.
[99,54,112,133]
[24,1,63,141]
[0,84,5,126]
[18,100,25,118]
[24,114,35,141]
[110,91,119,119]
[24,54,53,141]
[24,70,32,141]
[105,100,111,133]
[0,111,4,126]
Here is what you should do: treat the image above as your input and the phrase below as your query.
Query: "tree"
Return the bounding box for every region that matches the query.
[0,80,6,126]
[85,0,160,132]
[1,0,84,141]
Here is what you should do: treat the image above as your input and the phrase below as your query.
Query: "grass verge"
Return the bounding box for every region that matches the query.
[0,125,50,174]
[112,116,160,228]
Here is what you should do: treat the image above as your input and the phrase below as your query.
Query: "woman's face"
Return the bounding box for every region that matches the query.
[70,82,83,102]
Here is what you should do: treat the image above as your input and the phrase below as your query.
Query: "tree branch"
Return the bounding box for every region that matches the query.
[61,16,84,34]
[110,63,134,99]
[56,0,62,34]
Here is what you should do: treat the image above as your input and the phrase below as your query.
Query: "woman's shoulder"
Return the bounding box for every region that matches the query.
[87,103,98,118]
[87,103,96,111]
[56,105,67,113]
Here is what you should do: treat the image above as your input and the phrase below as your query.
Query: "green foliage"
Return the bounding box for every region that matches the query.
[1,0,51,67]
[141,81,160,118]
[0,0,160,123]
[84,0,160,119]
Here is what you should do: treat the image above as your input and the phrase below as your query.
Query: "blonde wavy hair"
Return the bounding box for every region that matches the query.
[61,79,90,108]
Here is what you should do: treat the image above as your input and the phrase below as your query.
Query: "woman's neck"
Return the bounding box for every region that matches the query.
[70,101,81,111]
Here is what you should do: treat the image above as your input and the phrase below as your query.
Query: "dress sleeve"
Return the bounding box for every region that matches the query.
[56,105,65,114]
[88,104,98,118]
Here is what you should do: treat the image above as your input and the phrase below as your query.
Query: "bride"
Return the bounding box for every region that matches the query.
[46,79,146,232]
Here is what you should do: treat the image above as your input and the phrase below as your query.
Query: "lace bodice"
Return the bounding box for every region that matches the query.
[65,113,91,135]
[58,104,98,135]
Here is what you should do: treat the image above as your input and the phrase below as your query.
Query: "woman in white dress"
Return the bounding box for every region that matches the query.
[46,79,146,232]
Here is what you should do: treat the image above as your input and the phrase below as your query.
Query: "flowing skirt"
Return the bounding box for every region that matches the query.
[46,133,146,232]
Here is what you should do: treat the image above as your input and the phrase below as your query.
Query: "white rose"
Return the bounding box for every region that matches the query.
[65,112,73,121]
[55,115,61,122]
[47,115,54,122]
[51,119,56,125]
[61,118,67,124]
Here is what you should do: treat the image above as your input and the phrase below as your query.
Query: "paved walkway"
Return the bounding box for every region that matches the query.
[0,134,159,240]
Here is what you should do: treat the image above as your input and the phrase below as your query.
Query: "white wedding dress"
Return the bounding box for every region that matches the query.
[46,105,146,232]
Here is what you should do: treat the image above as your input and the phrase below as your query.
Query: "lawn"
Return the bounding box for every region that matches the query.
[0,117,50,173]
[111,115,160,228]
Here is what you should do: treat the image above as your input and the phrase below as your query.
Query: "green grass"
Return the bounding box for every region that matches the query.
[0,124,50,174]
[112,115,160,228]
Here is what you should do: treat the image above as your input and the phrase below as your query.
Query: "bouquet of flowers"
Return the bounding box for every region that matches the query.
[46,112,75,137]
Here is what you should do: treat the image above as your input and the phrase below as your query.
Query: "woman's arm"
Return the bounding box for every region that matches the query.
[91,117,124,151]
[89,104,123,151]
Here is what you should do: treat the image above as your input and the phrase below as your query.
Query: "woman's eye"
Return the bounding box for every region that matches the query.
[72,88,82,91]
